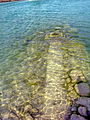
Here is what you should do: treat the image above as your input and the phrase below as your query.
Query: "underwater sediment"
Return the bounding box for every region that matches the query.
[0,26,90,120]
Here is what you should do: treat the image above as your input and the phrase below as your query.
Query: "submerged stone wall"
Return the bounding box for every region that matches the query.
[41,28,90,120]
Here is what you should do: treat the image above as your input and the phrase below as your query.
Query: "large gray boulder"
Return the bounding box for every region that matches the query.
[75,83,90,96]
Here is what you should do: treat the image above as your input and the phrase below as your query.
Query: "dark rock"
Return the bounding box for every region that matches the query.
[71,106,77,112]
[70,114,87,120]
[78,106,87,116]
[76,97,90,111]
[87,110,90,116]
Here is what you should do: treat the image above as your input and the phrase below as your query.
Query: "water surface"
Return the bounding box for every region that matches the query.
[0,0,90,119]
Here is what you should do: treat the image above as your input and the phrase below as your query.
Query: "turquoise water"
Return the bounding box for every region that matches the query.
[0,0,90,118]
[0,0,90,60]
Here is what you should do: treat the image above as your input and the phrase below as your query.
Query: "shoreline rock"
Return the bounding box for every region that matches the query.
[70,114,87,120]
[78,106,87,117]
[65,97,90,120]
[74,82,90,96]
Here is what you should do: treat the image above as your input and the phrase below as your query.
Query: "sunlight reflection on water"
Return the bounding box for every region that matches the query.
[0,0,90,119]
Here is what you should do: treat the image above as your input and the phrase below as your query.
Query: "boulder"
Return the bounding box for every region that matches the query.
[76,97,90,111]
[75,83,90,96]
[78,106,87,116]
[70,114,87,120]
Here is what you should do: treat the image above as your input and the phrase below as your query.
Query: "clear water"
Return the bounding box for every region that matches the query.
[0,0,90,118]
[0,0,90,60]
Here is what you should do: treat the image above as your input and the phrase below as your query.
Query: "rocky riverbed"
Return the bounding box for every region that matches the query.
[0,26,90,120]
[65,97,90,120]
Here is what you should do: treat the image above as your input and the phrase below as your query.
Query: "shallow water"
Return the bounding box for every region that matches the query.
[0,0,90,119]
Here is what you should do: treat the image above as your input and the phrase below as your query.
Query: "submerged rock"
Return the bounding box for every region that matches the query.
[71,106,77,113]
[75,83,90,96]
[78,106,87,116]
[76,97,90,111]
[70,114,87,120]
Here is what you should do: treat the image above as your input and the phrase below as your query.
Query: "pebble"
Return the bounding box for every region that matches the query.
[75,83,90,96]
[71,106,77,112]
[70,114,87,120]
[78,106,87,116]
